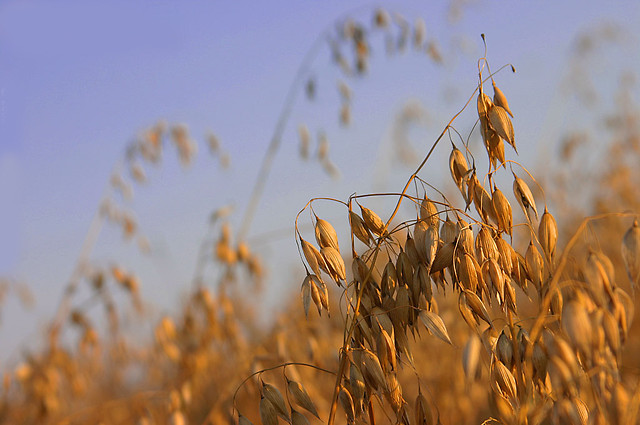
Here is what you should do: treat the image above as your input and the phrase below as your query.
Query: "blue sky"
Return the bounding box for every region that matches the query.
[0,1,639,359]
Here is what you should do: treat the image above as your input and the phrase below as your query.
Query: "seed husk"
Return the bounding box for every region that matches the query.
[359,204,386,236]
[262,382,290,421]
[287,378,320,419]
[349,211,372,246]
[321,246,346,283]
[622,219,640,293]
[513,173,538,220]
[538,207,558,263]
[315,217,340,251]
[488,105,516,153]
[492,80,513,117]
[419,310,452,345]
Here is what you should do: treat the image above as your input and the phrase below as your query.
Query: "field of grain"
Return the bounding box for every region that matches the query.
[2,4,640,425]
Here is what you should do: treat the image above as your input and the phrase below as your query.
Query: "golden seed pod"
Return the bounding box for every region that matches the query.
[492,187,512,237]
[420,195,440,227]
[455,252,479,293]
[492,360,517,401]
[463,290,492,326]
[512,173,538,220]
[525,241,544,292]
[381,260,398,295]
[477,92,493,116]
[471,176,497,225]
[488,105,516,153]
[300,238,323,277]
[259,396,278,425]
[440,215,458,245]
[301,275,311,317]
[396,251,413,286]
[457,219,475,255]
[395,285,411,327]
[321,246,346,284]
[405,236,420,267]
[538,207,558,263]
[622,219,640,292]
[338,386,355,423]
[349,362,366,414]
[602,309,621,358]
[475,227,499,263]
[415,392,435,425]
[314,218,339,251]
[449,144,470,202]
[532,341,548,383]
[492,80,513,117]
[360,348,387,391]
[349,211,372,246]
[415,263,432,304]
[262,382,290,422]
[384,372,403,414]
[287,379,320,419]
[431,242,454,274]
[359,204,386,236]
[419,310,452,345]
[496,330,514,369]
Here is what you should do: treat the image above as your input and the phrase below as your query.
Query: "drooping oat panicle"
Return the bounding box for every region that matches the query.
[622,219,640,292]
[512,172,538,220]
[492,80,513,117]
[492,187,512,237]
[315,218,340,251]
[538,207,558,263]
[359,204,386,236]
[349,211,372,246]
[463,289,492,326]
[488,105,516,153]
[287,378,320,419]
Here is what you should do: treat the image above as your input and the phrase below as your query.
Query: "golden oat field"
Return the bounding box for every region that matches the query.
[2,4,640,425]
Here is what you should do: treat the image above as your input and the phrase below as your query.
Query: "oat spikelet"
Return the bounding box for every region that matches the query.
[287,379,320,419]
[462,334,482,382]
[492,187,512,237]
[300,238,325,277]
[301,275,312,317]
[419,311,452,345]
[315,218,340,250]
[420,195,440,227]
[488,105,516,153]
[259,396,278,425]
[262,382,290,422]
[492,80,513,117]
[538,207,558,263]
[492,361,517,401]
[449,144,469,202]
[562,300,593,357]
[349,211,372,246]
[359,204,386,236]
[512,173,538,220]
[338,386,355,424]
[622,219,640,293]
[321,246,346,284]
